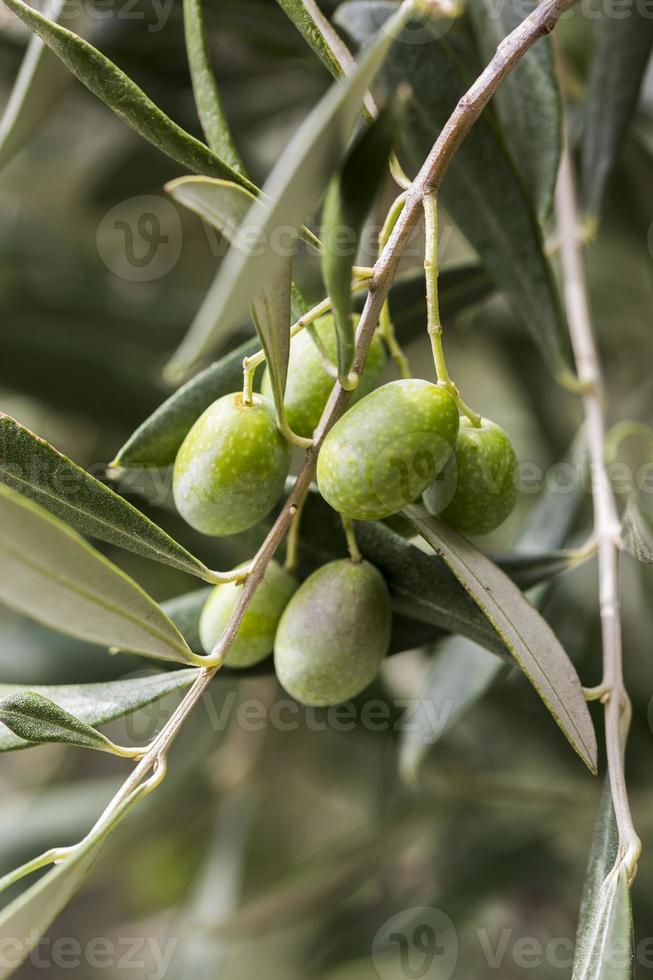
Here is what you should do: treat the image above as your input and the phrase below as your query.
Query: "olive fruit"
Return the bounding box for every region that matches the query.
[173,393,290,536]
[200,560,298,667]
[317,379,459,520]
[261,315,386,438]
[274,559,391,706]
[424,417,518,535]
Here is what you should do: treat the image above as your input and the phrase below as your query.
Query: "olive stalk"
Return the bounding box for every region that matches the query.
[37,0,578,863]
[377,191,411,378]
[555,132,640,882]
[341,515,362,563]
[423,193,481,426]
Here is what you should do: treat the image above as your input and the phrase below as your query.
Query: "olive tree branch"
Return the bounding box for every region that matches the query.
[24,0,578,875]
[555,135,641,882]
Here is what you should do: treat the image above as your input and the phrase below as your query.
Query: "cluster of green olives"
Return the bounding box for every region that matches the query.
[172,313,518,705]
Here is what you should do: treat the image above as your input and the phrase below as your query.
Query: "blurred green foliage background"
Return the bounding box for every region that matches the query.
[0,0,652,977]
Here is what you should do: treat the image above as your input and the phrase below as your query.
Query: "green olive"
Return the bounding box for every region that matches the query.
[274,559,391,706]
[200,560,298,667]
[261,315,386,438]
[424,417,518,535]
[316,379,459,520]
[173,392,290,536]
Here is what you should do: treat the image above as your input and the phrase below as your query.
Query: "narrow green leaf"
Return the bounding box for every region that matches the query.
[0,784,149,978]
[168,178,307,379]
[0,485,198,664]
[0,0,256,192]
[251,262,293,420]
[399,431,589,781]
[491,549,580,590]
[322,102,396,380]
[622,496,653,564]
[0,0,72,169]
[581,6,653,219]
[573,783,635,979]
[0,670,198,753]
[276,0,347,78]
[337,2,570,379]
[111,337,258,470]
[183,0,243,168]
[468,0,561,220]
[0,413,215,581]
[167,175,255,241]
[405,504,598,772]
[166,3,414,379]
[0,692,125,754]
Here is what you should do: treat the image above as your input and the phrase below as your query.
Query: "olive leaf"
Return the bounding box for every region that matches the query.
[581,6,653,219]
[405,505,598,773]
[0,0,74,169]
[467,0,561,220]
[622,496,653,564]
[0,485,198,664]
[167,177,303,405]
[399,432,588,782]
[111,337,259,470]
[321,101,396,382]
[165,2,414,380]
[0,670,198,753]
[0,0,256,193]
[251,261,293,421]
[572,782,635,979]
[276,0,348,79]
[337,1,570,379]
[183,0,243,169]
[0,692,132,755]
[0,781,149,978]
[0,413,217,582]
[167,176,256,241]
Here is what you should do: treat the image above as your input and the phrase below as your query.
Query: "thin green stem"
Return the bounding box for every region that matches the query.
[284,501,305,573]
[0,846,72,896]
[341,515,362,563]
[242,359,255,405]
[380,304,411,379]
[423,193,447,383]
[378,193,411,377]
[423,194,481,426]
[206,561,254,586]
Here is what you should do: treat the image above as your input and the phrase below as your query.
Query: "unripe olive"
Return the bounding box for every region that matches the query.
[173,393,290,536]
[200,560,298,667]
[317,379,459,520]
[261,315,386,438]
[424,417,518,535]
[274,559,391,706]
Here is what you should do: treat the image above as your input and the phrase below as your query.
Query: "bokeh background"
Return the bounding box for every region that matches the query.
[0,0,652,976]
